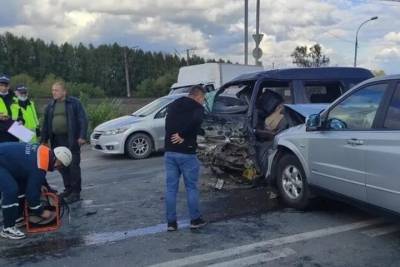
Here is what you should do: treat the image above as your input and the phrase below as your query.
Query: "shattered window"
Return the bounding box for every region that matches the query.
[259,81,292,103]
[212,84,252,114]
[305,82,343,103]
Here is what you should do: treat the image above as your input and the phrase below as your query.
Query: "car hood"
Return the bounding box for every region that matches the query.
[284,104,327,119]
[94,115,145,131]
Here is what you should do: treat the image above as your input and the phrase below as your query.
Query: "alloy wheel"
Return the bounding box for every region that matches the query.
[281,164,303,200]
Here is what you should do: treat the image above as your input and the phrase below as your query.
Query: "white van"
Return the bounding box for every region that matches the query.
[169,63,263,94]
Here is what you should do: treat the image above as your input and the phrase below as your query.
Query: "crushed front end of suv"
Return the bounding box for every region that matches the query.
[197,67,374,185]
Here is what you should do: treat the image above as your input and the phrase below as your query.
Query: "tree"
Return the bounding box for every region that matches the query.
[291,44,330,67]
[0,32,233,97]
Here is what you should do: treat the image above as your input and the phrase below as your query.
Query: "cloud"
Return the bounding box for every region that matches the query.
[384,32,400,43]
[0,0,399,74]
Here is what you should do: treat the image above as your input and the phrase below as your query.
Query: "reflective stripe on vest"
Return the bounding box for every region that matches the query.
[37,145,50,171]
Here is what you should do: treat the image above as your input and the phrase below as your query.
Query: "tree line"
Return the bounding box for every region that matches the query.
[1,32,382,98]
[0,32,228,98]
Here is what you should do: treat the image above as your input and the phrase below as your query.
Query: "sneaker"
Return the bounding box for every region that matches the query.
[15,217,26,228]
[64,193,81,204]
[167,221,178,232]
[0,227,26,240]
[190,218,207,229]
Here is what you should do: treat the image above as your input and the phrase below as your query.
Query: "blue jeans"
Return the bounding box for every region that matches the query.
[165,152,201,223]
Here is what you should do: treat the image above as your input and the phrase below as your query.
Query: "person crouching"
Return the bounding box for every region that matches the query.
[0,142,72,240]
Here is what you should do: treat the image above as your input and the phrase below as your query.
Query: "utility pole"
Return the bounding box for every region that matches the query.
[123,46,138,98]
[252,0,263,66]
[124,47,131,98]
[185,47,197,65]
[244,0,248,65]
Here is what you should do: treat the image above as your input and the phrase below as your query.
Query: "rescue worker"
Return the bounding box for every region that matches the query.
[14,85,40,143]
[0,142,72,240]
[0,74,21,143]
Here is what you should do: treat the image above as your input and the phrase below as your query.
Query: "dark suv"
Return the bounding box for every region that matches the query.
[198,67,374,183]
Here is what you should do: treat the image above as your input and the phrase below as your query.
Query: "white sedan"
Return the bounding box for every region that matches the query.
[90,94,185,159]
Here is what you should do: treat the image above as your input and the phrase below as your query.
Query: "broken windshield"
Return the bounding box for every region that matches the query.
[211,83,253,114]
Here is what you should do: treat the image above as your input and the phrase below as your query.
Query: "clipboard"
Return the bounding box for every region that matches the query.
[7,122,35,142]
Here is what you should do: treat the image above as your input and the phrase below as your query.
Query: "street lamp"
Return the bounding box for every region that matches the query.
[354,16,378,67]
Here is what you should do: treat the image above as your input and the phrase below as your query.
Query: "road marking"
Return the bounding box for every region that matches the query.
[361,224,400,237]
[84,220,190,246]
[207,247,296,267]
[148,219,381,267]
[81,200,139,209]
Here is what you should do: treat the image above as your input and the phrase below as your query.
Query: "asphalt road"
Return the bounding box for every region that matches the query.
[0,147,399,267]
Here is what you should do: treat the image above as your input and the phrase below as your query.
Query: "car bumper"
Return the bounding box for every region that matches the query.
[90,132,125,154]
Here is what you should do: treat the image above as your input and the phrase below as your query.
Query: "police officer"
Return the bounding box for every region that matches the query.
[14,85,40,143]
[0,74,21,142]
[0,142,72,240]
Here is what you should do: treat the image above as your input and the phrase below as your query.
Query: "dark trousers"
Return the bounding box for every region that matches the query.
[0,167,19,228]
[53,134,82,194]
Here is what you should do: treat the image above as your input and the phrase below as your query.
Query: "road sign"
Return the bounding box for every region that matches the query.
[252,47,263,59]
[252,34,264,46]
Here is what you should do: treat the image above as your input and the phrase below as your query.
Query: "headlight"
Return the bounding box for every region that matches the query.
[103,128,128,136]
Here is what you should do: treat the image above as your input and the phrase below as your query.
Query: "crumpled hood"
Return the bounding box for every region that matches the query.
[95,115,145,131]
[284,104,327,118]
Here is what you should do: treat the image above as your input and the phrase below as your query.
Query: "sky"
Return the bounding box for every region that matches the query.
[0,0,399,74]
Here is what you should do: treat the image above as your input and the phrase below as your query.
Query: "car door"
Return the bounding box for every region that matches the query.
[307,82,390,201]
[365,81,400,213]
[152,106,168,150]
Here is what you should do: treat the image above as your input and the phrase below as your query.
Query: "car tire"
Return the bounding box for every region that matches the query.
[125,133,153,159]
[276,153,310,210]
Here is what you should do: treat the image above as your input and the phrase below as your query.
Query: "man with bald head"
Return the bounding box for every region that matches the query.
[41,81,88,204]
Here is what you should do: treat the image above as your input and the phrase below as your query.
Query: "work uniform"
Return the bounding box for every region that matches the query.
[0,143,53,228]
[17,99,40,143]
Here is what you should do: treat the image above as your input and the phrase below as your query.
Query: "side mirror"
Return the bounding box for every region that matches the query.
[306,114,322,131]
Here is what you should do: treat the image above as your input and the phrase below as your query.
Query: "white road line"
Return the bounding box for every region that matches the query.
[148,219,382,267]
[84,220,190,246]
[82,200,138,209]
[361,224,400,237]
[207,247,296,267]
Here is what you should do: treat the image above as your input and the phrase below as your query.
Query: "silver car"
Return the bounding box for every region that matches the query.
[268,75,400,214]
[90,94,185,159]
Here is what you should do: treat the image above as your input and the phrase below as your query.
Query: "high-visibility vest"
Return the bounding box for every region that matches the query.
[19,101,39,131]
[19,100,40,143]
[0,96,20,120]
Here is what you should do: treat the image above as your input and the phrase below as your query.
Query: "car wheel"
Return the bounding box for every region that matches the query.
[125,133,153,159]
[276,154,309,210]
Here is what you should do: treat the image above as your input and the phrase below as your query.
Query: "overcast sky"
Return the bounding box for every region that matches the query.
[0,0,399,74]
